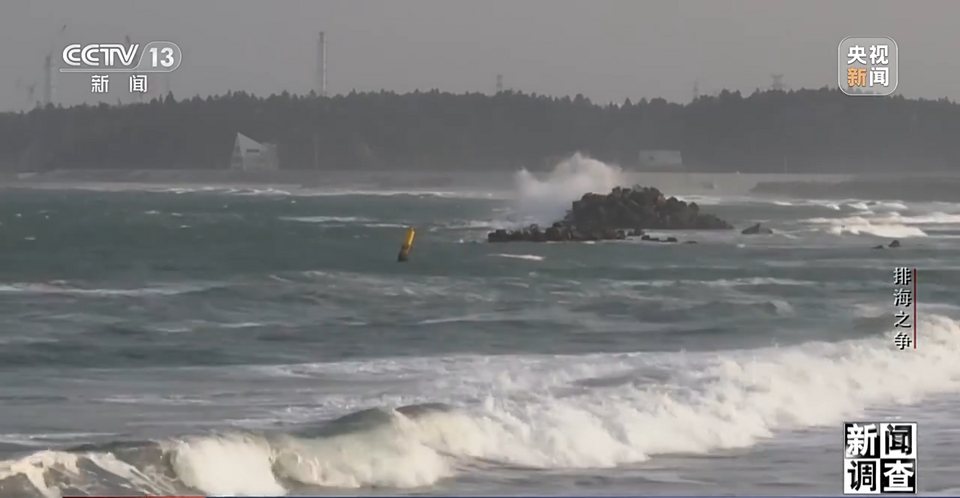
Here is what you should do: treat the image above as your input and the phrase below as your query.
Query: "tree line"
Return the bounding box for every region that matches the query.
[0,87,958,172]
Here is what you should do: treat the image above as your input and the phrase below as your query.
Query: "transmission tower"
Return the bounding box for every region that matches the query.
[316,31,328,97]
[771,74,785,91]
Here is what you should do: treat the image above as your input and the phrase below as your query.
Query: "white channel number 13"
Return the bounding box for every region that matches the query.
[150,47,175,68]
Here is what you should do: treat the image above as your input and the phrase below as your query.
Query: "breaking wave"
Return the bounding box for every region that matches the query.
[801,215,929,238]
[512,154,624,225]
[3,314,960,497]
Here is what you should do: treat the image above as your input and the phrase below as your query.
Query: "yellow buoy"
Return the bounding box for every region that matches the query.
[397,227,416,262]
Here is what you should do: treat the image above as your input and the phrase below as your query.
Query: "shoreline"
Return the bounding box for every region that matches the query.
[8,169,958,202]
[1,170,861,196]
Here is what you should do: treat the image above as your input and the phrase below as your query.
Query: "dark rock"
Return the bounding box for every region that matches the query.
[872,245,885,250]
[664,236,679,243]
[685,241,698,244]
[488,229,509,243]
[888,240,901,248]
[486,185,733,243]
[741,223,774,235]
[487,224,620,243]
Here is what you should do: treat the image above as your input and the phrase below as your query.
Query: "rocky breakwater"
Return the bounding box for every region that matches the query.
[487,185,733,243]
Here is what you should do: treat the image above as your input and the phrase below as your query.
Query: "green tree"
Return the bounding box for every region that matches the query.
[0,88,957,172]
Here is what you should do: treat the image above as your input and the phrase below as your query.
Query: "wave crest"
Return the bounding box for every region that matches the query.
[512,153,624,225]
[3,315,960,497]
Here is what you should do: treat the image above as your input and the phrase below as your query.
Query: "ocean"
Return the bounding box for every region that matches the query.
[1,158,959,497]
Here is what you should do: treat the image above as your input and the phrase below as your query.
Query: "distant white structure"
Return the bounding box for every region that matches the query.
[638,149,683,170]
[230,133,279,171]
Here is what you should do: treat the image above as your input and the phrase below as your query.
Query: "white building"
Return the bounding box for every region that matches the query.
[230,133,279,171]
[638,149,683,170]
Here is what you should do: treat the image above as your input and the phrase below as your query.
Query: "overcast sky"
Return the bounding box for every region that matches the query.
[2,0,957,111]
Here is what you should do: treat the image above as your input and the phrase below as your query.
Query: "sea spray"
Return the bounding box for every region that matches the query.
[513,153,624,225]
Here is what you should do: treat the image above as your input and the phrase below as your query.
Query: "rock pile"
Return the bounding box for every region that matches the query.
[872,240,902,249]
[487,185,733,243]
[741,223,774,235]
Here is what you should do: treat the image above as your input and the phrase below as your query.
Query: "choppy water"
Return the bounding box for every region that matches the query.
[1,162,960,497]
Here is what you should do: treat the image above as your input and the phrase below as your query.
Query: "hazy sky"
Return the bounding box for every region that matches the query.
[2,0,957,111]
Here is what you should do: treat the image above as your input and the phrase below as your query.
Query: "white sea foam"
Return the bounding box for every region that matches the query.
[9,183,508,200]
[807,212,960,227]
[491,253,544,261]
[279,216,373,224]
[801,215,930,238]
[512,153,624,225]
[0,281,214,297]
[6,315,956,496]
[164,315,960,493]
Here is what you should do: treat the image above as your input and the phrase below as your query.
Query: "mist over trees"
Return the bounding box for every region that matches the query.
[0,87,958,173]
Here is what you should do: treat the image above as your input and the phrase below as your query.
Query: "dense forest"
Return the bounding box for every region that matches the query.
[0,87,958,172]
